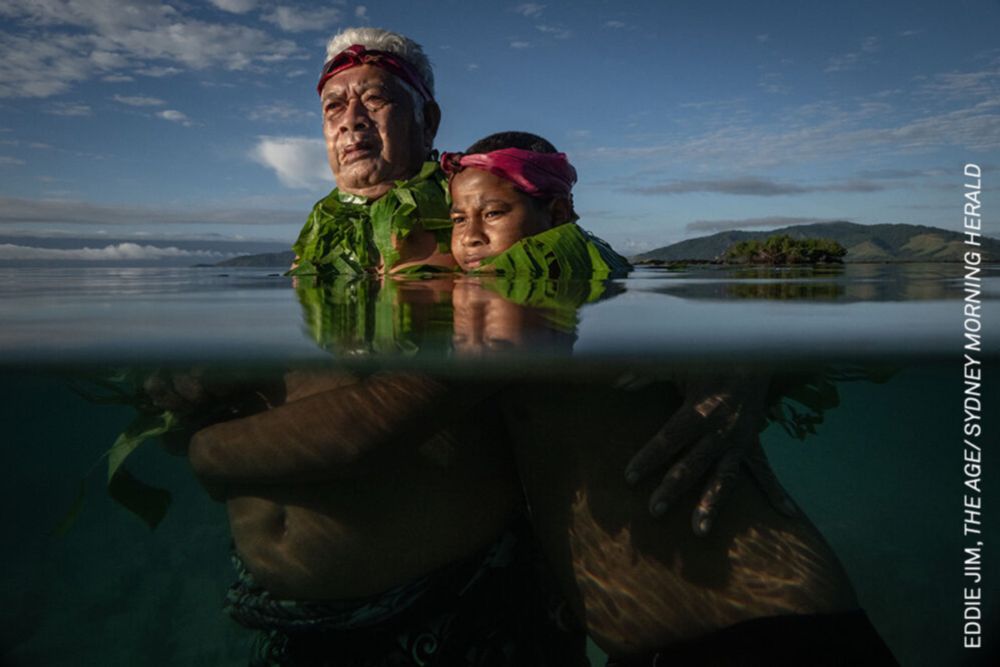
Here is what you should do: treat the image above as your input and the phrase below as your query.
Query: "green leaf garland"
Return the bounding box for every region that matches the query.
[478,222,632,278]
[290,162,451,277]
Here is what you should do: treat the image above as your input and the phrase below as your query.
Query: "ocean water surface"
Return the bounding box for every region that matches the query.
[1,263,997,666]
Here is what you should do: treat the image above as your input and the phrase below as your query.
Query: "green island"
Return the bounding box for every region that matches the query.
[722,234,847,265]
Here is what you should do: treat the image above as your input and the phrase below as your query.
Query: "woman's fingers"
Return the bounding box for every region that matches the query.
[624,372,772,536]
[690,445,745,536]
[647,433,721,517]
[624,405,707,486]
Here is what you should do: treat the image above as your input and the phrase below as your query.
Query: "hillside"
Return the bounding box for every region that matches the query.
[633,221,998,263]
[215,250,296,267]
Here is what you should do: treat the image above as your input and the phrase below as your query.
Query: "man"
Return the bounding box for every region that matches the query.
[185,28,585,667]
[289,29,453,277]
[178,27,788,666]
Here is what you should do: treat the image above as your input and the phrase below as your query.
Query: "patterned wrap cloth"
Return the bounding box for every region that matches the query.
[226,517,586,667]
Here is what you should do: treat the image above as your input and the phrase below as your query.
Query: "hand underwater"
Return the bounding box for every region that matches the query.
[143,368,284,415]
[142,368,285,456]
[623,370,800,536]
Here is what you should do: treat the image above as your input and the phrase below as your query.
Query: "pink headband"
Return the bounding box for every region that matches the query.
[316,44,434,102]
[440,148,577,199]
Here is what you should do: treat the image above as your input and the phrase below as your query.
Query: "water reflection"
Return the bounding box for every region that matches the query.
[296,276,454,358]
[451,278,578,357]
[0,266,289,298]
[293,274,620,361]
[0,263,996,364]
[644,263,985,302]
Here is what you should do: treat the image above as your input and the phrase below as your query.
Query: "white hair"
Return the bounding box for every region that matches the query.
[324,28,435,126]
[325,27,434,97]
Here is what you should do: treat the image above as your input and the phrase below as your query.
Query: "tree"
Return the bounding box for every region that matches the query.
[723,235,847,264]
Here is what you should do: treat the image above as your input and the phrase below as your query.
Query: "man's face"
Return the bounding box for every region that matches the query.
[321,65,428,198]
[449,168,554,271]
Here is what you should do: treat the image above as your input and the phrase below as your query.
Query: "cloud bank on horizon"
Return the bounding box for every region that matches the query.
[0,0,997,260]
[0,241,226,261]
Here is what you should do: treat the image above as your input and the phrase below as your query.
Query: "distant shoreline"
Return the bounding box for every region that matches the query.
[632,221,999,264]
[632,258,989,266]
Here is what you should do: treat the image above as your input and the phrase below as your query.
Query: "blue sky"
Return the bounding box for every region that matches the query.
[0,0,997,263]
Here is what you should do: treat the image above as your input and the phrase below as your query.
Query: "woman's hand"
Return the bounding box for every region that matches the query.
[623,370,799,536]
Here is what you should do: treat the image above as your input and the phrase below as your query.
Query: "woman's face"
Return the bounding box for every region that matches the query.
[321,65,428,198]
[451,278,576,357]
[449,168,554,271]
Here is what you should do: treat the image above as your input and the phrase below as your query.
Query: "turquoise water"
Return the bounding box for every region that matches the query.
[1,263,997,665]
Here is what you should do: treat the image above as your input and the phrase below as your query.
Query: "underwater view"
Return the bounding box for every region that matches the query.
[1,263,997,666]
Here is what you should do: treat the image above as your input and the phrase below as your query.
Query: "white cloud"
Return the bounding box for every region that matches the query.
[0,242,225,261]
[825,36,879,73]
[756,33,770,42]
[626,176,885,196]
[263,6,341,32]
[208,0,259,13]
[0,195,301,226]
[919,67,1000,101]
[112,94,165,106]
[759,71,789,94]
[869,98,1000,151]
[122,23,292,70]
[685,216,829,233]
[0,32,97,98]
[157,109,192,126]
[586,92,1000,174]
[89,49,129,69]
[616,237,655,254]
[251,136,331,190]
[510,41,530,49]
[102,74,134,82]
[46,102,92,116]
[248,102,315,122]
[604,20,626,29]
[0,0,300,98]
[535,24,571,39]
[355,5,367,19]
[136,66,182,78]
[513,3,545,17]
[0,156,25,166]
